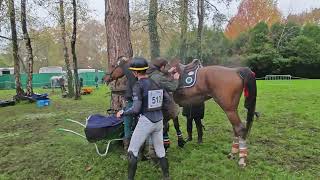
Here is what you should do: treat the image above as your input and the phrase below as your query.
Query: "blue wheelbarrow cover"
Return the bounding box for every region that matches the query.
[84,114,123,143]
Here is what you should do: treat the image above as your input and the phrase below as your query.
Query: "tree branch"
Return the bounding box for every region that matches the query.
[131,23,148,32]
[157,21,170,40]
[0,34,31,41]
[204,0,220,13]
[0,35,13,40]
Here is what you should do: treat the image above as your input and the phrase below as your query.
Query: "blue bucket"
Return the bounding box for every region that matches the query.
[36,99,50,107]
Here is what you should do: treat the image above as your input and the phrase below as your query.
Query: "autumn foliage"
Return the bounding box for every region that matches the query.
[287,8,320,25]
[225,0,281,39]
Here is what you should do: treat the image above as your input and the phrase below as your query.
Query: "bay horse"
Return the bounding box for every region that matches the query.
[104,58,257,167]
[103,57,186,149]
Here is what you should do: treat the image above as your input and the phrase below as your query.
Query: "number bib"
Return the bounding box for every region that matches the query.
[148,89,163,110]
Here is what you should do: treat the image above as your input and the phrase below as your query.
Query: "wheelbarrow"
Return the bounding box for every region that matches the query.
[57,114,124,156]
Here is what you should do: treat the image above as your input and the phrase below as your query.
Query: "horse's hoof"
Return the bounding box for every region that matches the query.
[227,153,236,160]
[254,112,260,119]
[238,158,246,167]
[178,139,186,148]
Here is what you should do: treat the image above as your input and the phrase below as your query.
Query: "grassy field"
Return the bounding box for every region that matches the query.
[0,80,319,179]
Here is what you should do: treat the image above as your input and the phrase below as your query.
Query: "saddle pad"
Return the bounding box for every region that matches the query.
[179,65,201,88]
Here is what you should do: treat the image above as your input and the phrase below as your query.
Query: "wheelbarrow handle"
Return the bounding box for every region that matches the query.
[57,128,86,139]
[65,118,86,127]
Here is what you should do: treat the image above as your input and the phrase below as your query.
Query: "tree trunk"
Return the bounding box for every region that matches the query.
[180,0,188,63]
[0,0,3,17]
[59,0,74,97]
[21,0,34,96]
[148,0,160,60]
[105,0,133,111]
[197,0,204,59]
[8,0,24,96]
[71,0,80,99]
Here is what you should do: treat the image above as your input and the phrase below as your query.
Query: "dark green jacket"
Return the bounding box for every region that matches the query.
[148,67,179,92]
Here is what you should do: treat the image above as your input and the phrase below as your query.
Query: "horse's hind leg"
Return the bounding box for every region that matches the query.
[225,110,248,167]
[227,136,239,160]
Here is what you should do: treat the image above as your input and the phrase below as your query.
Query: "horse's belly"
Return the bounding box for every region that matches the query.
[173,90,209,107]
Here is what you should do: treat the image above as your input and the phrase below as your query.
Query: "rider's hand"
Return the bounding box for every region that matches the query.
[116,110,124,118]
[173,73,180,80]
[168,67,176,73]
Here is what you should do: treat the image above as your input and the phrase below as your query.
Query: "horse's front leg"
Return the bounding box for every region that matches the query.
[163,121,170,151]
[172,116,186,148]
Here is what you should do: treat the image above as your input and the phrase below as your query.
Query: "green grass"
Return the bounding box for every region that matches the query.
[0,80,320,179]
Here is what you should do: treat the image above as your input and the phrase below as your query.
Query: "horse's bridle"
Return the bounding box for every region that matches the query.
[104,63,123,83]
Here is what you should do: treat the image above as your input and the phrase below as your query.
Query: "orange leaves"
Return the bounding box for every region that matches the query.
[225,0,281,39]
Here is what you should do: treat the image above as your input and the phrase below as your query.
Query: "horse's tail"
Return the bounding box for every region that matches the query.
[241,68,257,138]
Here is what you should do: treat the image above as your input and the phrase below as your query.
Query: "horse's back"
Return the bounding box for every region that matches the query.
[199,65,243,82]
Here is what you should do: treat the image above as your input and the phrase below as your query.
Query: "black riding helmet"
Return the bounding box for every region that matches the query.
[129,57,149,71]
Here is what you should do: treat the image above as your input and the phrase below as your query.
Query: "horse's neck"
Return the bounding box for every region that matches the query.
[178,63,186,73]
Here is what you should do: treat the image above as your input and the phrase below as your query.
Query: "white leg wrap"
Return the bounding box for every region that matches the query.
[239,137,248,158]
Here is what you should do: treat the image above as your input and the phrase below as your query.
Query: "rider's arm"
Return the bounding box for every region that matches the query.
[154,73,179,92]
[122,83,142,115]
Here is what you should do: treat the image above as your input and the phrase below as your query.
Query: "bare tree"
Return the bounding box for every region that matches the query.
[197,0,204,59]
[148,0,160,59]
[8,0,24,97]
[21,0,34,96]
[59,0,74,97]
[105,0,133,110]
[71,0,80,99]
[180,0,188,63]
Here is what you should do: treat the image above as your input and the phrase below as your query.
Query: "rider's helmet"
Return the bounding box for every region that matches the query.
[129,57,149,71]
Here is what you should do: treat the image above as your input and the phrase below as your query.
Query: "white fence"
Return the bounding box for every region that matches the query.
[265,75,292,80]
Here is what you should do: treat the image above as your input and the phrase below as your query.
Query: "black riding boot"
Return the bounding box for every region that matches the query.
[195,118,203,144]
[128,151,138,180]
[159,157,170,180]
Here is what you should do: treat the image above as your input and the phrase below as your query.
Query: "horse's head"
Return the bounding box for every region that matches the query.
[168,57,183,74]
[103,56,130,85]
